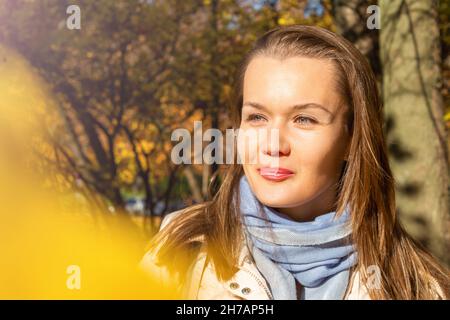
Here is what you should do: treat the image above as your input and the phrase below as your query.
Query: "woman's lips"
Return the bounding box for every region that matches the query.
[257,167,294,182]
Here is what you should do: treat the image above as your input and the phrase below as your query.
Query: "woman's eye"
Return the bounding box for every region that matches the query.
[294,116,317,126]
[245,114,267,122]
[244,114,316,126]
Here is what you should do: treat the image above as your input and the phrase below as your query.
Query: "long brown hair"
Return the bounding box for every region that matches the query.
[151,25,449,299]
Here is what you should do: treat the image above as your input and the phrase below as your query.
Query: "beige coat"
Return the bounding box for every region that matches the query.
[140,210,372,300]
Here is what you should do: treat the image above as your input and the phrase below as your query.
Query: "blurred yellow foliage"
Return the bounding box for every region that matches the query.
[0,44,181,299]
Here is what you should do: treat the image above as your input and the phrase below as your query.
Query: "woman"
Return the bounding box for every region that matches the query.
[141,25,449,300]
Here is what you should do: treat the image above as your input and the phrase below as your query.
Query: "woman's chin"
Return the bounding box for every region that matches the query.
[255,192,302,209]
[253,175,298,190]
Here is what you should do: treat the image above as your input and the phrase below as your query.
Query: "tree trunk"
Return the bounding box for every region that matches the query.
[184,166,204,203]
[380,0,449,264]
[332,0,381,77]
[209,0,220,185]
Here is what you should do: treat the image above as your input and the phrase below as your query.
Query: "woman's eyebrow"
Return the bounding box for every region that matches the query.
[243,101,332,115]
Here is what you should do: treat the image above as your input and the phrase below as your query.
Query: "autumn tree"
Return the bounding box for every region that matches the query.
[380,0,449,264]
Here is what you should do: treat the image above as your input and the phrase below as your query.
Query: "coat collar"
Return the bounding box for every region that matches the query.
[223,242,273,299]
[185,231,273,300]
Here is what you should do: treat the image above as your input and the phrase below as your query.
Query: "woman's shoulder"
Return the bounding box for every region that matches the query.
[345,269,447,300]
[159,209,186,230]
[139,207,206,269]
[345,270,371,300]
[139,208,209,298]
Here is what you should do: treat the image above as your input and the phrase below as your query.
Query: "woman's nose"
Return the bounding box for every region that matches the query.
[262,128,290,157]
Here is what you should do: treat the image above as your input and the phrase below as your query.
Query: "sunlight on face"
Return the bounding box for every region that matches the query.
[238,56,350,221]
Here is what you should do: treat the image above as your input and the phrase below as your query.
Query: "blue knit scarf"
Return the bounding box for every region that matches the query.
[238,175,357,300]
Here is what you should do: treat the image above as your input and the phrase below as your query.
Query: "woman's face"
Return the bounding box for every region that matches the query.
[238,55,351,221]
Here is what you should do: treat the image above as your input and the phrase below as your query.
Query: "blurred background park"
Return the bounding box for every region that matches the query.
[0,0,449,298]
